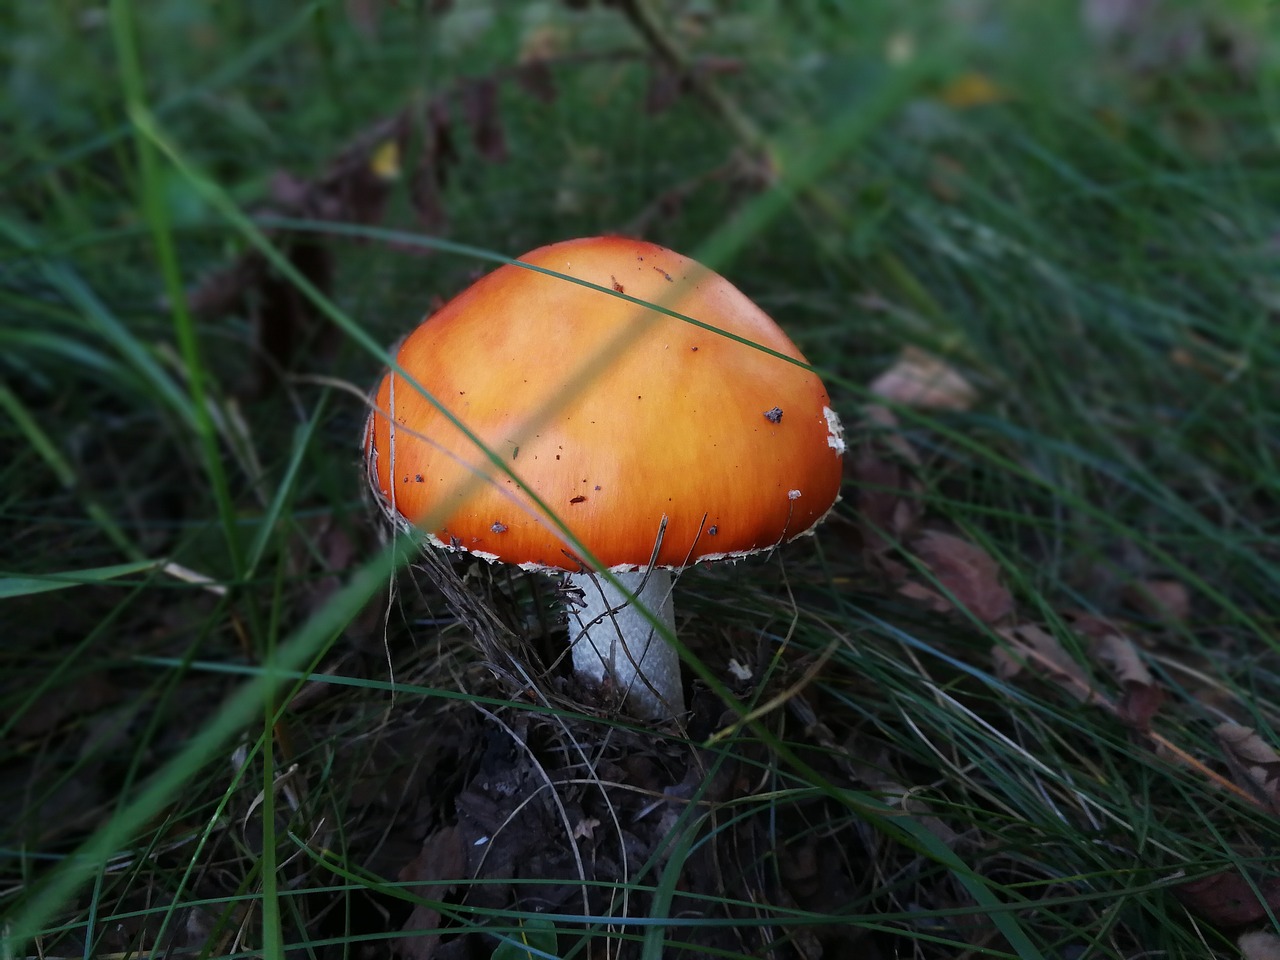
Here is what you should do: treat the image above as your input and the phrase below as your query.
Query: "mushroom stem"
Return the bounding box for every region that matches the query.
[567,569,684,721]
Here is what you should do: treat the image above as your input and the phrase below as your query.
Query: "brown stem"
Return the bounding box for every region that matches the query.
[613,0,769,162]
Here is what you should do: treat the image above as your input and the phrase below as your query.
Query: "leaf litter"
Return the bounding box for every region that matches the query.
[383,679,879,959]
[14,4,1278,954]
[868,345,978,413]
[300,539,875,957]
[856,347,1280,937]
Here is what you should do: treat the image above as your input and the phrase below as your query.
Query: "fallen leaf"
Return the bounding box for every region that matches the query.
[1123,578,1191,624]
[518,23,569,63]
[188,56,559,391]
[846,405,924,554]
[1175,869,1280,928]
[1090,632,1152,687]
[1216,723,1280,810]
[896,579,948,612]
[1116,682,1164,733]
[1066,610,1125,641]
[1091,633,1164,731]
[869,346,977,411]
[370,138,402,180]
[907,529,1014,624]
[265,170,311,211]
[461,77,507,163]
[188,114,410,394]
[248,238,334,397]
[852,762,958,846]
[994,623,1097,704]
[936,71,1008,109]
[292,516,362,621]
[396,824,468,960]
[410,96,458,233]
[1240,931,1280,960]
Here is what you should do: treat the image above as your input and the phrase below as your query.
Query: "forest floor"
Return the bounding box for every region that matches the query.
[3,2,1279,958]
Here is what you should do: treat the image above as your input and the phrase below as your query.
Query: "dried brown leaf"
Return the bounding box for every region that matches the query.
[1117,682,1165,733]
[897,579,952,613]
[1175,869,1280,928]
[189,60,557,396]
[847,405,924,554]
[909,529,1013,624]
[411,97,457,231]
[995,623,1098,704]
[1090,632,1152,687]
[869,345,977,412]
[461,77,507,163]
[850,450,922,554]
[990,644,1023,682]
[1091,633,1164,730]
[319,112,410,225]
[1067,610,1126,641]
[1240,931,1280,960]
[854,763,958,846]
[519,24,569,63]
[396,824,468,960]
[1123,577,1191,624]
[1216,723,1280,809]
[248,239,334,396]
[189,112,411,393]
[296,517,361,620]
[936,71,1008,109]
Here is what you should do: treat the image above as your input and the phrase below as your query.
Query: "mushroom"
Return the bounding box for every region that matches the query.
[364,236,844,721]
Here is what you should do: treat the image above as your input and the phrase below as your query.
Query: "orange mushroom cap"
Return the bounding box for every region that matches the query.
[364,236,844,572]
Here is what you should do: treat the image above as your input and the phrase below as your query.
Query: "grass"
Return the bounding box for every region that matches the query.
[2,0,1278,957]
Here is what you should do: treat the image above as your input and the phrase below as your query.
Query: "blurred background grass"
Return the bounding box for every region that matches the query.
[2,1,1278,957]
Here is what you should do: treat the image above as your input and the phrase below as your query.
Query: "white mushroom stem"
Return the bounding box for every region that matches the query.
[567,569,684,721]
